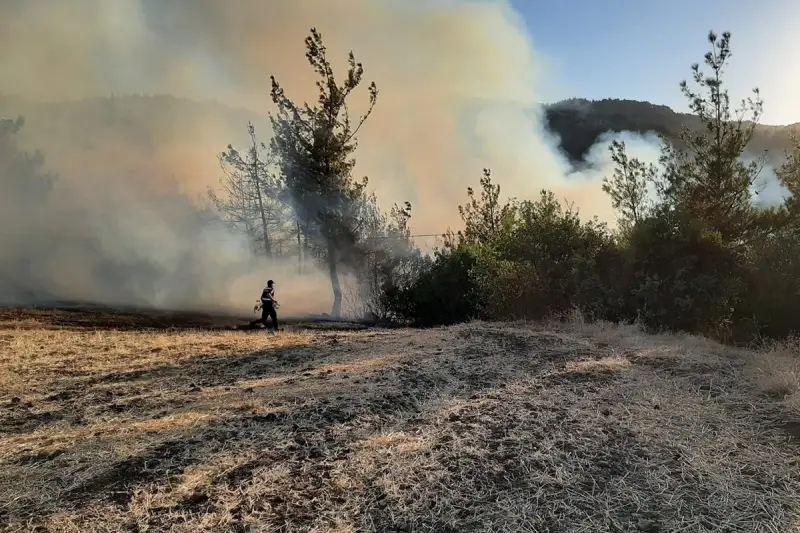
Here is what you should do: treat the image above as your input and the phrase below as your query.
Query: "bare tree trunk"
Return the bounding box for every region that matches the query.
[247,123,272,258]
[296,222,302,275]
[373,253,379,294]
[254,181,272,258]
[327,239,342,318]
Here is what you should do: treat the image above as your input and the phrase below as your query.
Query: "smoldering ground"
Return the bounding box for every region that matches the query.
[0,0,671,314]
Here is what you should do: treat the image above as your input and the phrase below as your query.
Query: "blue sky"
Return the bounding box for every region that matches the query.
[509,0,799,124]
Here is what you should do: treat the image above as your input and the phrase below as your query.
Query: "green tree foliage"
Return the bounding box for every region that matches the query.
[378,29,800,343]
[739,227,800,339]
[385,172,615,325]
[269,28,379,317]
[457,169,517,247]
[380,245,479,327]
[658,31,783,247]
[626,209,743,338]
[592,30,800,341]
[601,140,654,234]
[499,191,611,318]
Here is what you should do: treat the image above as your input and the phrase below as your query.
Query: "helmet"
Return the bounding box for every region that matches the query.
[267,279,274,286]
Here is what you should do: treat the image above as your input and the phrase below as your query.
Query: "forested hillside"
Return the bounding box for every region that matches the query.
[544,97,798,163]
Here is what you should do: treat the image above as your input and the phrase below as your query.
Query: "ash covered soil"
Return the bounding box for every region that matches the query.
[0,307,799,532]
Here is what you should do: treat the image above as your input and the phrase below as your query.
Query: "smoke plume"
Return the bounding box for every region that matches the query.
[0,0,644,314]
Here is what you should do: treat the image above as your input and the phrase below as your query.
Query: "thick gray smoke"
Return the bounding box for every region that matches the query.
[0,0,709,313]
[0,110,330,314]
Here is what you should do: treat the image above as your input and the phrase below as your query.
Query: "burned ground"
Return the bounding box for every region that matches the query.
[0,309,799,532]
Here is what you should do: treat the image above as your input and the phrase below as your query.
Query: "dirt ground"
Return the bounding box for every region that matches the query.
[1,307,799,532]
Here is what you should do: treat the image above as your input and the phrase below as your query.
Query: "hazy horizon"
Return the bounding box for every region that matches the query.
[5,92,800,129]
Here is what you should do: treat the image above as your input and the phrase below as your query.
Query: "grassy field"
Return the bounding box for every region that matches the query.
[1,307,799,532]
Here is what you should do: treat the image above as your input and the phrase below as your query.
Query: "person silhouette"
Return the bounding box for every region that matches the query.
[250,280,278,331]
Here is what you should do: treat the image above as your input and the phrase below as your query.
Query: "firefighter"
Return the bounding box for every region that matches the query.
[250,280,279,331]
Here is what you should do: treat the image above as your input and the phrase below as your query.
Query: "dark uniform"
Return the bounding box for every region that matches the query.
[250,282,278,331]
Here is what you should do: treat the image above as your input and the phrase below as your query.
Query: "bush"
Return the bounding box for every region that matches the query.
[624,210,742,338]
[381,245,481,327]
[736,229,800,340]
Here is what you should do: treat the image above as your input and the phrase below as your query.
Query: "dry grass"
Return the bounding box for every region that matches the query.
[1,309,800,532]
[747,337,800,433]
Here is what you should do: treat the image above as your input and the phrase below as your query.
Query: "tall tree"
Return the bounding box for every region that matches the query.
[661,31,775,246]
[269,28,378,317]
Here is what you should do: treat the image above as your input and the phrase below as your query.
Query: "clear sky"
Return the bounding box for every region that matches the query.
[509,0,799,124]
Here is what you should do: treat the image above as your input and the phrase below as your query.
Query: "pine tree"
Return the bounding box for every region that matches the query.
[601,140,655,233]
[269,28,378,317]
[662,31,773,246]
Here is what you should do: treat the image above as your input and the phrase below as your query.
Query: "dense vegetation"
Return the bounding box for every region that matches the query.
[207,28,800,342]
[381,31,800,343]
[544,97,798,165]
